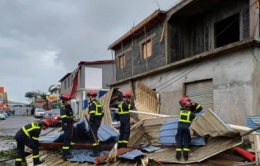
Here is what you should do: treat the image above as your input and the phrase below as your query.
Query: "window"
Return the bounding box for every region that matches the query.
[215,13,239,48]
[118,54,125,69]
[68,77,70,87]
[64,80,67,89]
[141,39,152,59]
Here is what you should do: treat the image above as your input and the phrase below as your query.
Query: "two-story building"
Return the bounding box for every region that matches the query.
[59,60,115,114]
[109,0,260,125]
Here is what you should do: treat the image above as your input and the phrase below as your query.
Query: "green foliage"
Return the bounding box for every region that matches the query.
[148,161,158,166]
[0,148,16,159]
[25,90,49,104]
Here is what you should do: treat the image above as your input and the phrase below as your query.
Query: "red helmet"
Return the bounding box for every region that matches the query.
[41,119,51,127]
[87,90,97,97]
[122,91,131,98]
[59,93,72,101]
[179,96,189,106]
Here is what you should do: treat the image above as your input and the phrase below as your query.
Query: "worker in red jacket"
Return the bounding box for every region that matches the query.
[15,119,50,166]
[60,93,75,161]
[87,90,104,157]
[176,97,197,161]
[117,91,135,149]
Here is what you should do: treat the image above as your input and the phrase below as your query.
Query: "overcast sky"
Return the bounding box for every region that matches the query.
[0,0,180,103]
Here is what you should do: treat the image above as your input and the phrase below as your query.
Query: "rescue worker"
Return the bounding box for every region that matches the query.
[15,119,50,166]
[176,97,197,161]
[180,96,203,113]
[60,93,75,161]
[117,91,135,149]
[87,90,104,157]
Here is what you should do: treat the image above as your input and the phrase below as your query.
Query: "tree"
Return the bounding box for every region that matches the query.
[25,92,37,104]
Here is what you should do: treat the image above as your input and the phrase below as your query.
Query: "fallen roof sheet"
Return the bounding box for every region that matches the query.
[149,136,243,164]
[118,149,145,160]
[246,116,260,132]
[158,112,206,146]
[39,119,118,145]
[191,109,240,137]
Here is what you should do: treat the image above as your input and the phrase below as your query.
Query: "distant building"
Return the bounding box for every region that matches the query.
[59,60,115,114]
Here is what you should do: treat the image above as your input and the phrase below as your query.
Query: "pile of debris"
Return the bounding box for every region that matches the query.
[27,83,259,166]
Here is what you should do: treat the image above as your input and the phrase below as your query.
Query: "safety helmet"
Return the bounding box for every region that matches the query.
[59,93,72,101]
[41,119,51,127]
[122,91,131,98]
[87,90,97,97]
[179,96,189,106]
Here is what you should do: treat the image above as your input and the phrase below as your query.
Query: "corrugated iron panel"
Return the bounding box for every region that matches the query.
[118,149,144,160]
[246,116,260,132]
[128,117,174,146]
[149,136,243,164]
[191,109,240,137]
[158,112,205,145]
[186,80,214,111]
[135,81,160,120]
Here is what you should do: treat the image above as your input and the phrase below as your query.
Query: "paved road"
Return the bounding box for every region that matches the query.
[0,116,55,136]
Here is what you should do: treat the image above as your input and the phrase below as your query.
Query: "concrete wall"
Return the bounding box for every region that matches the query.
[112,47,257,125]
[168,0,249,62]
[114,22,166,80]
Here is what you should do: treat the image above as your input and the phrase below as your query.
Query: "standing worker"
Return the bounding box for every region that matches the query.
[60,93,75,161]
[87,90,104,157]
[180,96,203,113]
[117,91,135,149]
[175,97,197,161]
[15,119,50,166]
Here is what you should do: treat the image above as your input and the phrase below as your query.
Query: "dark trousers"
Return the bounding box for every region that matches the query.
[118,119,130,148]
[15,134,39,166]
[176,123,191,149]
[90,123,101,154]
[175,123,191,159]
[62,122,72,156]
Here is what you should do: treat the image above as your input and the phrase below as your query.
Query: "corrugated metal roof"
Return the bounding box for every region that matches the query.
[135,81,160,121]
[246,116,260,132]
[158,112,206,146]
[149,136,243,164]
[191,109,240,137]
[118,149,145,160]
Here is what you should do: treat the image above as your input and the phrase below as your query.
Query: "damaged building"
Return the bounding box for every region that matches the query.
[108,0,260,126]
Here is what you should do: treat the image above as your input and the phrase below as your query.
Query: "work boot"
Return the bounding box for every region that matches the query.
[183,151,189,161]
[62,154,74,161]
[99,145,103,152]
[117,143,122,149]
[33,158,45,165]
[175,151,181,161]
[89,146,100,157]
[15,161,22,166]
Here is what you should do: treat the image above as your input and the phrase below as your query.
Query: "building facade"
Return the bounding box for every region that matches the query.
[59,60,115,114]
[109,0,260,125]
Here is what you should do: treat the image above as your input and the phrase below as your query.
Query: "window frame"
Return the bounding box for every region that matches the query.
[141,39,152,60]
[118,54,126,69]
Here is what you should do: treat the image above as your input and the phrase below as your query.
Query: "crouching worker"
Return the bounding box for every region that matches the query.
[175,97,197,161]
[15,119,50,166]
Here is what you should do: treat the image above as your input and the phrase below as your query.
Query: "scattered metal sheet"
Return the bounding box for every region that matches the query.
[158,115,206,146]
[246,116,260,132]
[135,81,160,121]
[191,109,240,137]
[139,145,162,153]
[118,149,145,160]
[149,137,243,164]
